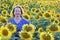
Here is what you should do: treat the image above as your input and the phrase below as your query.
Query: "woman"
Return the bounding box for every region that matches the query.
[4,6,31,38]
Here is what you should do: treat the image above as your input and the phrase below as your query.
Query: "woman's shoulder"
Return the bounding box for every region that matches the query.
[8,17,14,22]
[22,18,31,24]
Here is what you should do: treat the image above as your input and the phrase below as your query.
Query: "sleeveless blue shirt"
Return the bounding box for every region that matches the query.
[4,17,31,32]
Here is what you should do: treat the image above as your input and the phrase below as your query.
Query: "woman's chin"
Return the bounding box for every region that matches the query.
[15,16,20,17]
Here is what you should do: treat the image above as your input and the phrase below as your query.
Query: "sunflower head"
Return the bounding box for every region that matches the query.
[35,16,41,21]
[42,34,51,40]
[6,4,10,9]
[56,14,60,18]
[38,27,43,33]
[0,6,4,10]
[31,8,36,12]
[43,12,52,19]
[35,9,40,14]
[22,14,30,20]
[6,14,11,18]
[0,26,12,38]
[54,19,59,24]
[46,24,60,32]
[2,29,8,36]
[40,32,54,40]
[19,31,32,40]
[50,18,55,23]
[2,10,8,16]
[5,23,16,33]
[22,24,35,33]
[0,17,7,24]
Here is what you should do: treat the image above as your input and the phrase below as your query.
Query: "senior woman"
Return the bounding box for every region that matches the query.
[3,5,31,39]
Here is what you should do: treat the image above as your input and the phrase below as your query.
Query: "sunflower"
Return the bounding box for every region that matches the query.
[32,3,36,7]
[2,4,6,8]
[40,6,45,11]
[0,6,4,10]
[6,4,10,9]
[1,0,7,2]
[31,8,37,12]
[6,14,11,19]
[25,11,31,16]
[0,26,12,38]
[46,24,60,33]
[22,14,30,20]
[47,9,55,17]
[38,13,43,17]
[54,19,59,24]
[55,13,60,18]
[22,24,35,33]
[40,32,54,40]
[35,15,41,21]
[43,11,52,19]
[40,10,45,14]
[2,10,8,16]
[5,23,16,33]
[37,1,41,5]
[19,31,33,40]
[34,9,40,14]
[50,18,55,23]
[0,17,7,24]
[23,4,29,10]
[38,27,43,34]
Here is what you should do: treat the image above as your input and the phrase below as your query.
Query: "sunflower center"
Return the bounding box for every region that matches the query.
[36,10,39,13]
[22,33,30,39]
[56,15,60,17]
[8,25,14,31]
[1,19,6,23]
[49,24,58,31]
[36,16,40,20]
[44,13,51,18]
[1,6,4,8]
[2,29,8,36]
[42,34,51,40]
[25,26,32,32]
[7,15,11,18]
[39,28,43,32]
[55,20,58,24]
[32,8,35,12]
[3,11,6,14]
[50,19,54,22]
[23,15,29,19]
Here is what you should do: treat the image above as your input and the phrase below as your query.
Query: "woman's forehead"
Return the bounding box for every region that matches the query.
[14,7,21,11]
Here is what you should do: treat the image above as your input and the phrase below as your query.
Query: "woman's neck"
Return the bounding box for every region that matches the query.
[14,16,21,20]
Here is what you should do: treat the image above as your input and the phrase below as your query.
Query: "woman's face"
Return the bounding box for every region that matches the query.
[14,7,21,17]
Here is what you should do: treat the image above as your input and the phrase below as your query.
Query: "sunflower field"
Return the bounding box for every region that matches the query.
[0,0,60,40]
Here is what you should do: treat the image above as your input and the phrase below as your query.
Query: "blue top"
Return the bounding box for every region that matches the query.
[4,17,31,32]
